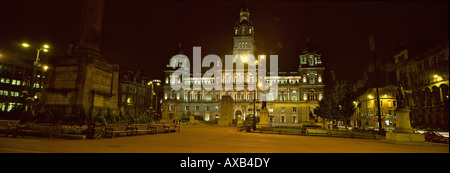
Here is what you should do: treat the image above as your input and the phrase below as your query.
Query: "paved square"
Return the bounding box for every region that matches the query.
[0,125,448,153]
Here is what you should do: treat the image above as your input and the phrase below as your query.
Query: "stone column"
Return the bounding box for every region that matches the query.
[74,0,106,59]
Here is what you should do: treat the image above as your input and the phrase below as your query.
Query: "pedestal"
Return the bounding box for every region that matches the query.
[256,109,270,128]
[395,107,413,133]
[387,107,425,143]
[218,96,234,126]
[386,132,425,143]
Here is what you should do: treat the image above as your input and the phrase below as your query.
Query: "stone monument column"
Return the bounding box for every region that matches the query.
[386,87,424,143]
[74,0,105,59]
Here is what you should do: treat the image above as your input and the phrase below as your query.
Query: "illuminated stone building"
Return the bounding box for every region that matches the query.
[394,40,449,130]
[352,85,398,130]
[118,70,162,117]
[161,9,325,127]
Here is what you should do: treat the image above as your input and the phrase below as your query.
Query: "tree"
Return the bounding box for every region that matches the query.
[333,81,356,129]
[317,80,356,130]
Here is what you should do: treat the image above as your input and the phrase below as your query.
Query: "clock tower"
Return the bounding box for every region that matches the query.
[233,8,255,62]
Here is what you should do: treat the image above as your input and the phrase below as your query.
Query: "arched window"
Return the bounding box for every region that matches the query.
[280,91,286,101]
[310,90,315,100]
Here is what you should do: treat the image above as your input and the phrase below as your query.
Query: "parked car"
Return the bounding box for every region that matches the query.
[424,131,449,143]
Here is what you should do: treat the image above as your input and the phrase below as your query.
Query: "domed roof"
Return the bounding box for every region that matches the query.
[240,8,249,14]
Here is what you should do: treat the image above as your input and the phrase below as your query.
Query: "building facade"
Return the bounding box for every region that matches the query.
[0,52,48,112]
[118,69,162,117]
[394,40,449,130]
[352,85,398,130]
[161,9,325,127]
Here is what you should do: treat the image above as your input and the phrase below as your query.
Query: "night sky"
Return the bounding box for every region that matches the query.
[0,0,448,82]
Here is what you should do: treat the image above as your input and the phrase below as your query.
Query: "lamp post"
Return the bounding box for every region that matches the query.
[148,80,161,117]
[252,55,264,131]
[369,34,383,135]
[21,43,50,112]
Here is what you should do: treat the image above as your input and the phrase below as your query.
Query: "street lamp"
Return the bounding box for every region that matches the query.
[22,43,50,66]
[434,75,443,82]
[148,80,161,117]
[21,42,50,112]
[43,65,49,71]
[241,55,248,63]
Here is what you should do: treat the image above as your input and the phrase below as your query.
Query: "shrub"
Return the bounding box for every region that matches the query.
[95,115,106,125]
[61,125,88,134]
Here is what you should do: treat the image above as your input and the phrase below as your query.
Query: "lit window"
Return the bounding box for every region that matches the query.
[281,107,285,113]
[318,76,322,83]
[303,94,307,100]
